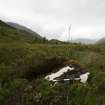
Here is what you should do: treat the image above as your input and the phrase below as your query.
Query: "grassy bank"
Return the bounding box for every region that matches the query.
[0,42,105,105]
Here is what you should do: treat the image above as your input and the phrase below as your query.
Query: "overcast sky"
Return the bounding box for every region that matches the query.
[0,0,105,40]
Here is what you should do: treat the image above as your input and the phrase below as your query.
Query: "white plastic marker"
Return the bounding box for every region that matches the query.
[80,72,90,83]
[45,66,74,81]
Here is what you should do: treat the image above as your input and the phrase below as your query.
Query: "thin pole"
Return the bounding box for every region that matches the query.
[68,25,71,42]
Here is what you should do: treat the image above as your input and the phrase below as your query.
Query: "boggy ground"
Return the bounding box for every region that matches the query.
[0,42,105,105]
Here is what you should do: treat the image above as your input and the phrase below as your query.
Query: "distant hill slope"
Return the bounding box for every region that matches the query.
[49,39,66,44]
[0,20,42,42]
[71,38,96,44]
[7,22,41,38]
[97,37,105,44]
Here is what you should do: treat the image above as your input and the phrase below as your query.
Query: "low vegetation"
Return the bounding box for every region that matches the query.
[0,20,105,105]
[0,42,105,105]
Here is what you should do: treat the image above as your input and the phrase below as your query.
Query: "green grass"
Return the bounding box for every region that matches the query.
[0,41,105,105]
[1,20,105,105]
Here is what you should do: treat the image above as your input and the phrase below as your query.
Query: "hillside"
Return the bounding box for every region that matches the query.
[49,39,67,44]
[0,40,105,105]
[97,37,105,44]
[0,20,42,42]
[0,20,105,105]
[71,38,96,44]
[7,22,41,38]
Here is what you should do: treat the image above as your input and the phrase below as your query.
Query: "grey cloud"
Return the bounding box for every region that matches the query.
[0,0,105,40]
